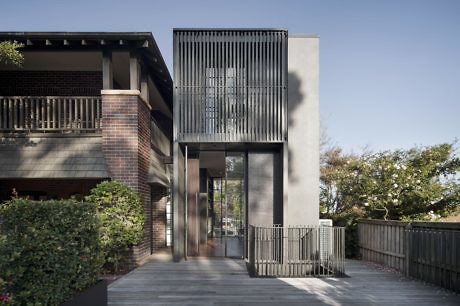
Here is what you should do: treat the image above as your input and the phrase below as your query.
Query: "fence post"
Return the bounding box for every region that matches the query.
[248,225,255,276]
[404,223,411,277]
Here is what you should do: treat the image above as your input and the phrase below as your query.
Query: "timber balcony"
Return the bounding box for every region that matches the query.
[0,96,102,133]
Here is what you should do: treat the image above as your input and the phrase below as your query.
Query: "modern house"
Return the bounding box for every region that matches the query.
[171,29,320,261]
[0,29,321,268]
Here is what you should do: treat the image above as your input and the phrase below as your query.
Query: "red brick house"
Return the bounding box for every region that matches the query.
[0,32,173,266]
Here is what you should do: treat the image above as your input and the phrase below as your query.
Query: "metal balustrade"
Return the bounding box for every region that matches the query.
[248,225,346,277]
[0,96,102,133]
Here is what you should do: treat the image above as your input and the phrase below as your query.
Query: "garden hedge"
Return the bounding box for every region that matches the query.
[0,199,102,305]
[85,180,145,273]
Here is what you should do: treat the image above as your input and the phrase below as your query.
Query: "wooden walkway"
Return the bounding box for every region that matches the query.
[108,256,459,305]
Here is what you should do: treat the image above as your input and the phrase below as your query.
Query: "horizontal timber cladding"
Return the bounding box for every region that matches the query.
[174,30,287,143]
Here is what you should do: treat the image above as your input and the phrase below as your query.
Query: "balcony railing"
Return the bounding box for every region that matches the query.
[0,96,102,133]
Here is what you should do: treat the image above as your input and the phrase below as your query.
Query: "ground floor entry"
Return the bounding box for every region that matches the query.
[188,151,246,258]
[176,144,284,260]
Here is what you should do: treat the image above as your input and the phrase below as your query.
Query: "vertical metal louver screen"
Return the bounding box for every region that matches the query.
[174,30,287,143]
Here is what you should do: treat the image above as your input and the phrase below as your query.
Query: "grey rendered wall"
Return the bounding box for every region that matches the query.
[286,36,320,226]
[248,152,282,226]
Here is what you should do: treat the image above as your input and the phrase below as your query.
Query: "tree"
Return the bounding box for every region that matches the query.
[320,142,460,257]
[321,143,459,221]
[360,144,458,220]
[0,41,24,67]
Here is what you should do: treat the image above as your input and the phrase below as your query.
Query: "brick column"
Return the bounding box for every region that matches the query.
[101,90,152,266]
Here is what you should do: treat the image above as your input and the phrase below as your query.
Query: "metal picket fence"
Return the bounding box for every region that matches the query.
[247,225,345,277]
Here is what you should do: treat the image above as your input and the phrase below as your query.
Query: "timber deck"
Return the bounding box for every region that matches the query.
[108,255,459,305]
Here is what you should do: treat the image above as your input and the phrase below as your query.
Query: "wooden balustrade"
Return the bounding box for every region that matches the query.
[0,96,102,133]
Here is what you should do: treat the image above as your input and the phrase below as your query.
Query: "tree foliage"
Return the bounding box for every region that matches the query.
[320,143,460,257]
[85,180,145,273]
[0,41,24,67]
[321,143,459,221]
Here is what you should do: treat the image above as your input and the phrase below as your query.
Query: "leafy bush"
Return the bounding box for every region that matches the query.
[0,275,12,305]
[85,180,145,273]
[0,199,102,305]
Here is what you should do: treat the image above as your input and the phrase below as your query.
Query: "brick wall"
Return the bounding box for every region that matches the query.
[132,95,153,265]
[151,185,168,251]
[101,92,152,267]
[0,71,102,96]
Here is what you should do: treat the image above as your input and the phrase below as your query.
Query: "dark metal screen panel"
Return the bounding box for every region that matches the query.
[174,30,287,143]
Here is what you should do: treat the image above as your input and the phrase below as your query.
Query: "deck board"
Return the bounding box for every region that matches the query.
[108,257,459,305]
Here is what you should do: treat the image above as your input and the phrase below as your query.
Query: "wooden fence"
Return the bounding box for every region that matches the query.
[248,225,345,277]
[358,219,460,292]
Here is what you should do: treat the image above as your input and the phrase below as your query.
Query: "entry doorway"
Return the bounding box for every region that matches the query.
[186,150,246,258]
[207,152,246,258]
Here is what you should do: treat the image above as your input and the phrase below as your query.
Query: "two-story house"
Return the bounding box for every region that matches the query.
[0,32,173,266]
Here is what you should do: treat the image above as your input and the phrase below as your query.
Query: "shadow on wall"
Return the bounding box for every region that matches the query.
[0,136,108,201]
[287,72,304,185]
[244,72,304,225]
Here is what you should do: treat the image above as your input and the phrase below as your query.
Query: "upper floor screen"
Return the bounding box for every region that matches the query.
[174,30,287,143]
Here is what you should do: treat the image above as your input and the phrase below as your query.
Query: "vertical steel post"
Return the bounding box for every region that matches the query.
[184,144,188,260]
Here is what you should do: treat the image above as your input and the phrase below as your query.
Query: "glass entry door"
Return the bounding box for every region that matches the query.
[224,153,245,257]
[207,152,245,258]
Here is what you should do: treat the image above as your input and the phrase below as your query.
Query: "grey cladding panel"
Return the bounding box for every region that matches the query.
[247,152,282,226]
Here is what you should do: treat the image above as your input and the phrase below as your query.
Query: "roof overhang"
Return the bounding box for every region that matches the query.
[0,32,173,111]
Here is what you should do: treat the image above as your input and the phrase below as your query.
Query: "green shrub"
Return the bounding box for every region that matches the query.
[0,199,102,306]
[0,275,12,305]
[85,180,145,273]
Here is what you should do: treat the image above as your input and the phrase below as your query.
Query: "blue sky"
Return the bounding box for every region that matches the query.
[1,0,459,153]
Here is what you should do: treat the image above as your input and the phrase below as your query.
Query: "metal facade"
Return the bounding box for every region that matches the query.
[174,30,287,143]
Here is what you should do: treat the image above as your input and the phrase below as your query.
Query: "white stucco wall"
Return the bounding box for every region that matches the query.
[286,35,320,226]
